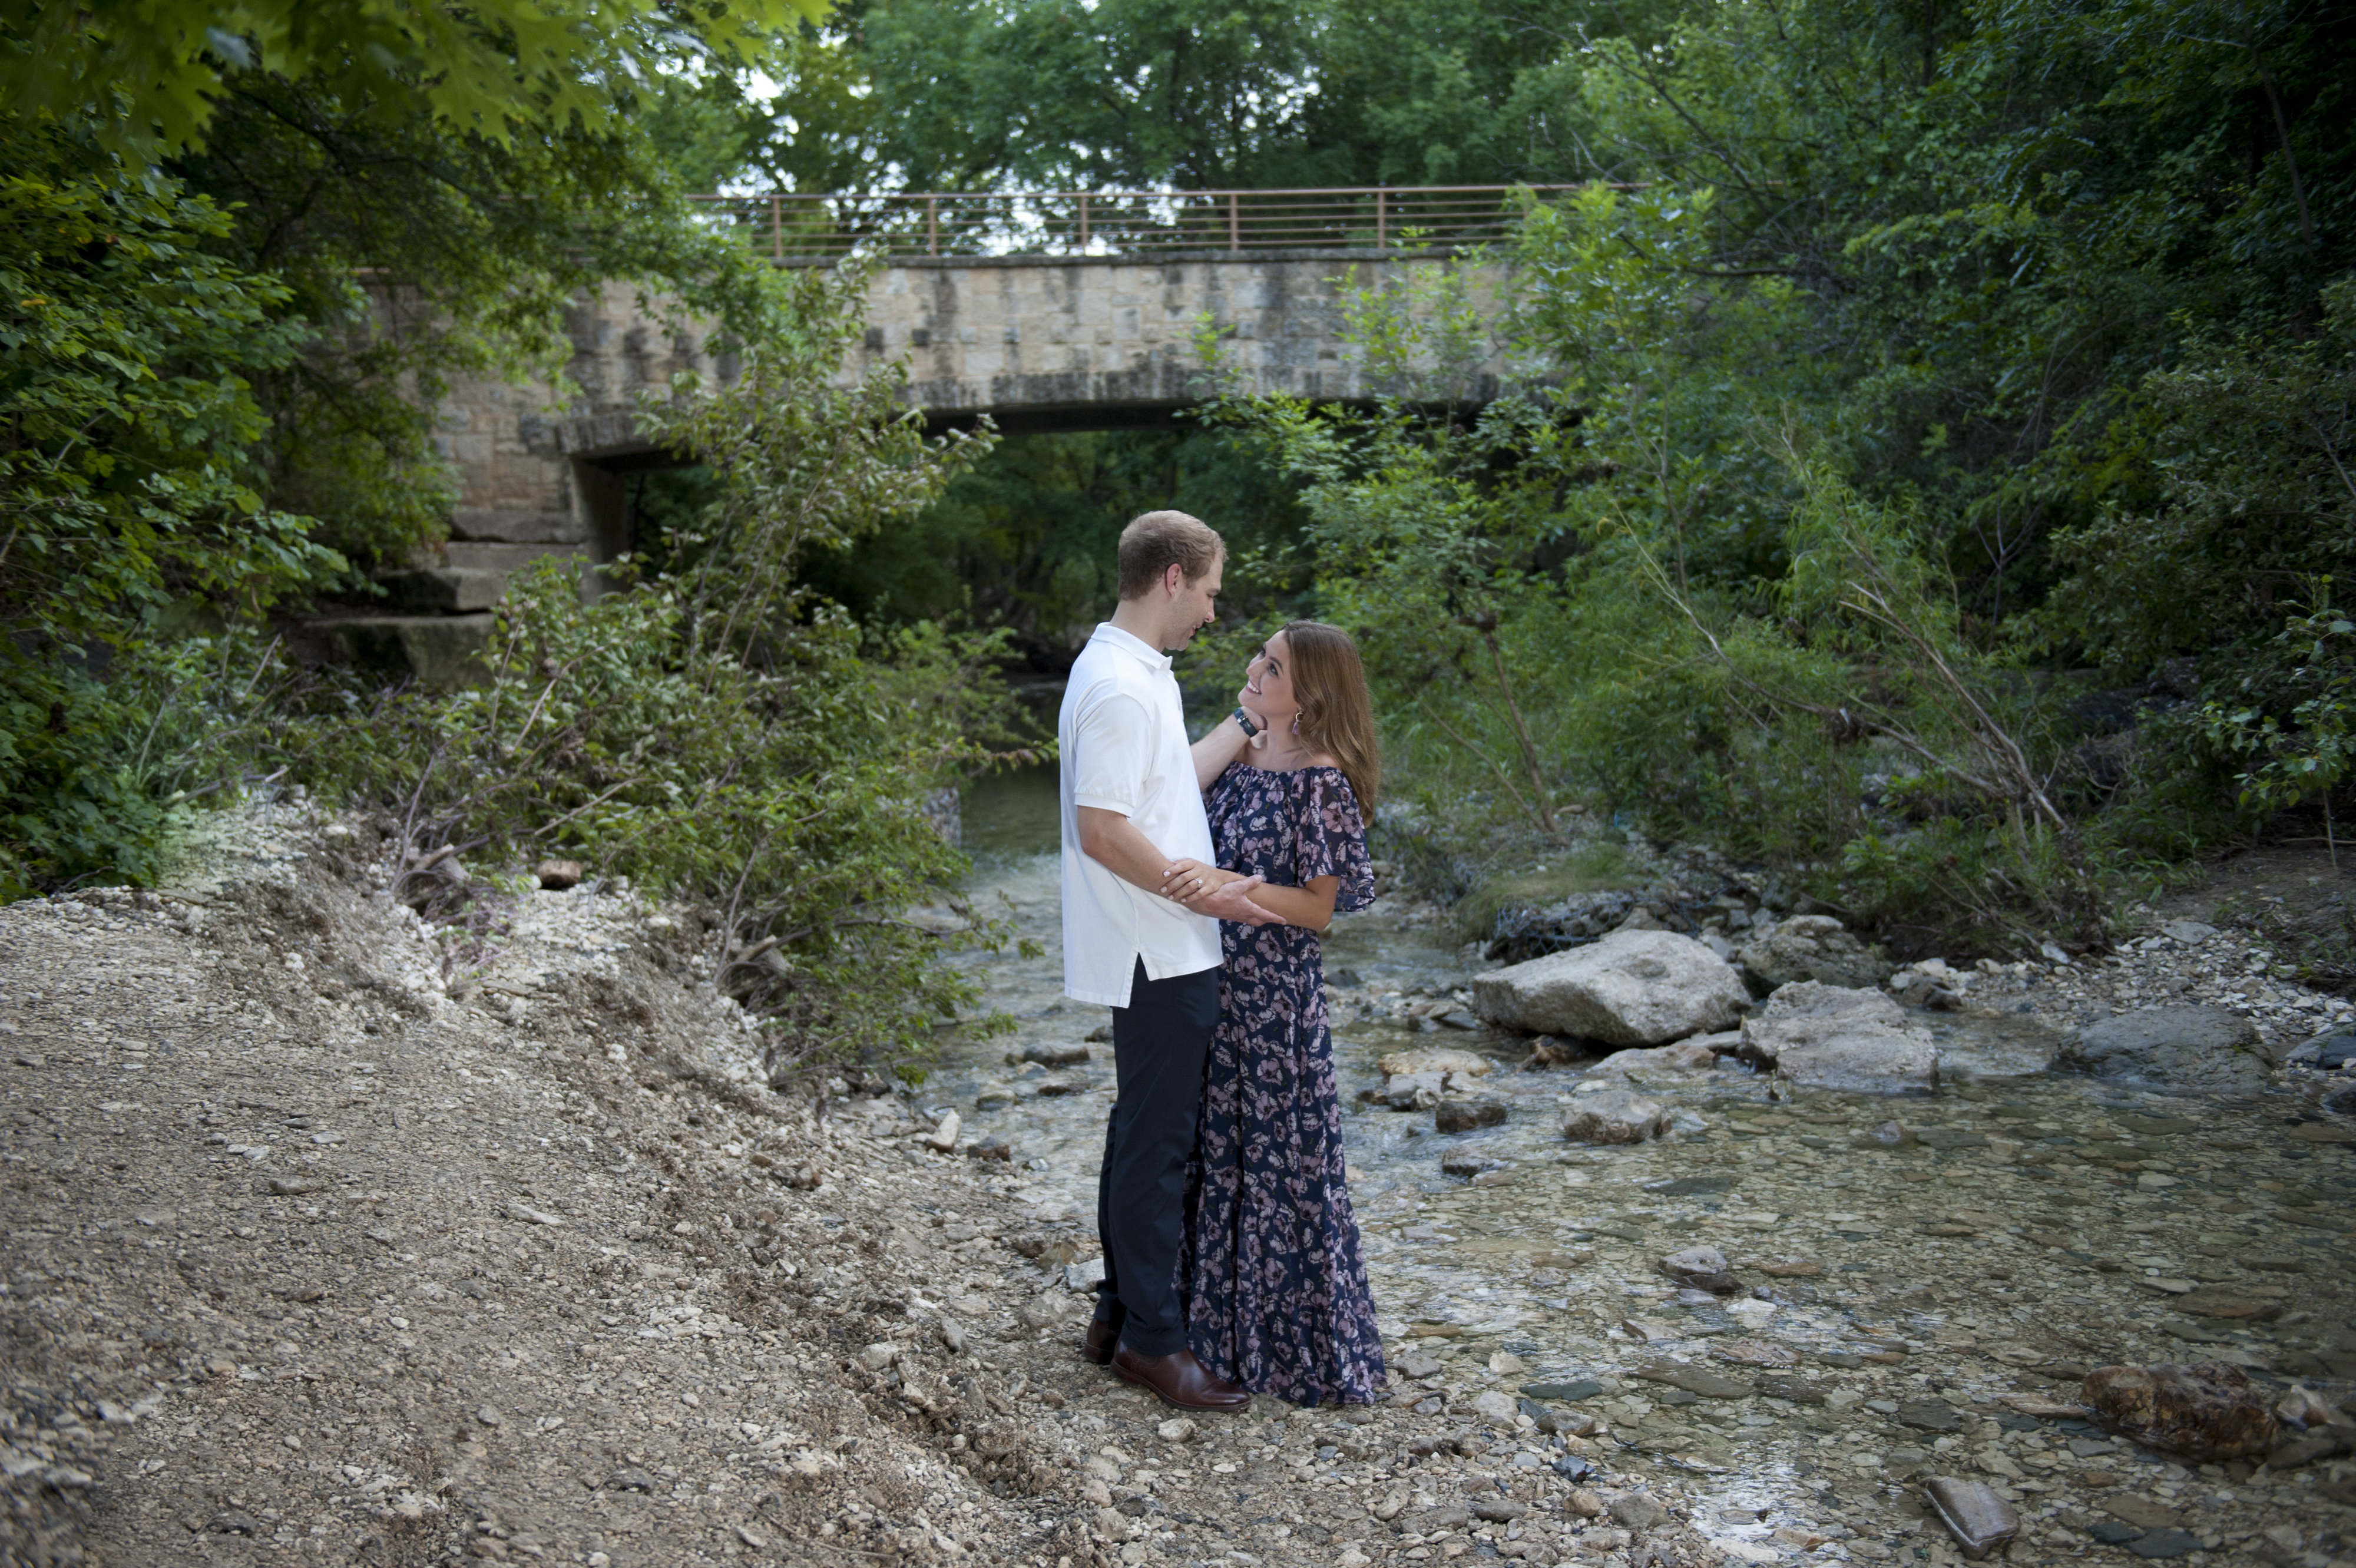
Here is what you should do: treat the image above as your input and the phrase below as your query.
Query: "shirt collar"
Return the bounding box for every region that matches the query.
[1091,621,1172,672]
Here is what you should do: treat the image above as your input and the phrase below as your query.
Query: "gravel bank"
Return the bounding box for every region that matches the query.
[0,807,1729,1568]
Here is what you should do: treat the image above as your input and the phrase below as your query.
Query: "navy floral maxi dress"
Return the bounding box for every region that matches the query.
[1181,763,1387,1405]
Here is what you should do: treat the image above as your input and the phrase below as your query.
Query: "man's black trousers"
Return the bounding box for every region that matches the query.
[1093,957,1221,1357]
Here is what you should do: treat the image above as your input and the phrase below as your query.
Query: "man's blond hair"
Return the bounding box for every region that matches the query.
[1116,510,1224,600]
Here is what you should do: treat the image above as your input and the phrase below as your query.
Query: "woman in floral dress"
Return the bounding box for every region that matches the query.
[1159,621,1387,1406]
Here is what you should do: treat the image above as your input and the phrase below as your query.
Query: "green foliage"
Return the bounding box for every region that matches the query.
[301,261,1031,1075]
[749,0,1669,193]
[173,70,795,580]
[2202,604,2355,825]
[3,0,825,173]
[0,125,342,890]
[790,426,1311,667]
[1174,0,2353,958]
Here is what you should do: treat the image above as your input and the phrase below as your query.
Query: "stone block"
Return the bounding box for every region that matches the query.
[315,614,495,689]
[453,507,583,544]
[375,568,504,613]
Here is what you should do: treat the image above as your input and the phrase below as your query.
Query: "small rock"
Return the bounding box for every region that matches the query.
[534,859,584,891]
[1561,1089,1670,1144]
[937,1318,967,1354]
[2103,1497,2184,1531]
[858,1342,899,1370]
[1566,1488,1606,1518]
[924,1110,961,1151]
[2159,919,2217,945]
[1435,1097,1507,1133]
[1658,1246,1742,1295]
[1895,1399,1961,1432]
[1020,1043,1091,1068]
[2286,1030,2356,1070]
[1376,1046,1492,1078]
[2082,1362,2280,1461]
[1609,1493,1669,1530]
[1157,1418,1196,1444]
[605,1468,656,1493]
[1634,1359,1753,1398]
[1924,1477,2019,1560]
[2125,1530,2203,1559]
[1521,1380,1605,1402]
[1472,1390,1520,1424]
[1594,1038,1728,1077]
[475,1405,502,1427]
[1471,930,1749,1046]
[1712,1337,1800,1368]
[1471,1499,1530,1523]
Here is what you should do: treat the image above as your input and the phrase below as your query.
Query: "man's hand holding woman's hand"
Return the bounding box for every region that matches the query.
[1161,858,1282,926]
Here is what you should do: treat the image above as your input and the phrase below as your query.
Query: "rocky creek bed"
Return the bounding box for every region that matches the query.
[1,783,2352,1568]
[928,780,2356,1568]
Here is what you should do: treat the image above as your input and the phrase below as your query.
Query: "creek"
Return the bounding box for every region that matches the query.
[940,768,2355,1562]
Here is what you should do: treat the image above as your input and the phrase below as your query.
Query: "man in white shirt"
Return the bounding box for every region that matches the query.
[1061,510,1274,1412]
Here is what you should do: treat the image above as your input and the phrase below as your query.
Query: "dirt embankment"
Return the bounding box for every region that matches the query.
[0,809,1113,1567]
[3,809,1733,1568]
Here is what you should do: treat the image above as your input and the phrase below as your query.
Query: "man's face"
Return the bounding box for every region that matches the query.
[1162,555,1224,651]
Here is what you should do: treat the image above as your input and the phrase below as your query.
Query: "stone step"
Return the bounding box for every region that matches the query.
[310,614,495,689]
[375,568,505,613]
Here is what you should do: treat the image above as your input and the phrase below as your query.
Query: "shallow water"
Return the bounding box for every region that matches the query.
[941,772,2355,1560]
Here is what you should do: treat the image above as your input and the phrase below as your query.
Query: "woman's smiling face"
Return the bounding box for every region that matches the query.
[1241,631,1296,720]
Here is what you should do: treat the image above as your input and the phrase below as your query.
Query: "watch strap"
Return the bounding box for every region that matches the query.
[1232,706,1259,737]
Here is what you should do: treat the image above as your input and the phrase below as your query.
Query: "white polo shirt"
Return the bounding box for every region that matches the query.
[1059,622,1222,1007]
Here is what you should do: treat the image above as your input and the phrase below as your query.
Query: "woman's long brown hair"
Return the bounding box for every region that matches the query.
[1282,620,1381,811]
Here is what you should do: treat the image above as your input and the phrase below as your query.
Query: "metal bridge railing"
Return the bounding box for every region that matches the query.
[687,186,1587,263]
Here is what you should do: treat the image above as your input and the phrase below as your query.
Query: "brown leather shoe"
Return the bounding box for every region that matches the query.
[1081,1318,1117,1365]
[1109,1345,1249,1411]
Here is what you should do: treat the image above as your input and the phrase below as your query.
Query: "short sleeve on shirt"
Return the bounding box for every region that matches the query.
[1295,769,1375,912]
[1070,689,1152,815]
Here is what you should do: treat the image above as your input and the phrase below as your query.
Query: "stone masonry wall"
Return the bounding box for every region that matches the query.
[426,254,1512,571]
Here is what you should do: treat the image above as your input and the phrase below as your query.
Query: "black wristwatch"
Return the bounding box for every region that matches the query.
[1232,706,1259,737]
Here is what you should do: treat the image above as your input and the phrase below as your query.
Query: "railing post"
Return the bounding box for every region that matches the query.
[1227,191,1240,253]
[1376,189,1388,252]
[1078,193,1090,253]
[770,196,782,262]
[926,194,938,256]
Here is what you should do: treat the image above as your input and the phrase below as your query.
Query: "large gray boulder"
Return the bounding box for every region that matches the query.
[1471,930,1747,1047]
[1738,915,1893,991]
[2059,1006,2272,1093]
[1740,981,1936,1094]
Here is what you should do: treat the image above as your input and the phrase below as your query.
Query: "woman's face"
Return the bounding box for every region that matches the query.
[1241,631,1297,720]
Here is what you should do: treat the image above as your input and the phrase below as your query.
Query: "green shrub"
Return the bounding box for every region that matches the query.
[297,262,1034,1078]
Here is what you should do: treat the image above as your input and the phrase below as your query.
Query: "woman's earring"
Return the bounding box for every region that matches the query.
[1290,713,1301,735]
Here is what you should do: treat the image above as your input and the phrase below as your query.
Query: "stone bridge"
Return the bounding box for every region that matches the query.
[441,250,1508,575]
[329,190,1529,680]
